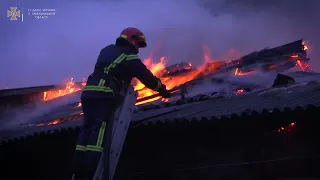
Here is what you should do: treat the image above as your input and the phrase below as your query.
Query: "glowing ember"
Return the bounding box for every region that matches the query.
[235,89,244,95]
[36,113,84,126]
[302,41,308,50]
[234,68,256,76]
[296,60,313,72]
[43,78,86,101]
[277,122,296,132]
[234,68,240,75]
[162,98,169,102]
[36,119,61,126]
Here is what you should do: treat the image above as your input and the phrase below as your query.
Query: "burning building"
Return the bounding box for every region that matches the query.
[0,39,319,180]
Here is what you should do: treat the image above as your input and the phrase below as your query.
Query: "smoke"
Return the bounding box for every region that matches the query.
[1,0,319,89]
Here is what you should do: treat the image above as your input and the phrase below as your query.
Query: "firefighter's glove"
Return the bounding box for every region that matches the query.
[159,85,171,98]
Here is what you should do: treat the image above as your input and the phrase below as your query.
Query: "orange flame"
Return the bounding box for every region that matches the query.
[43,78,86,101]
[234,68,256,76]
[134,45,225,105]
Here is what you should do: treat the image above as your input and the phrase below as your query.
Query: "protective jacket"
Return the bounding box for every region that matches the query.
[81,38,163,99]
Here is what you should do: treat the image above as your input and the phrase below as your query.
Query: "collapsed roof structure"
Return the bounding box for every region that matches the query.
[0,39,319,179]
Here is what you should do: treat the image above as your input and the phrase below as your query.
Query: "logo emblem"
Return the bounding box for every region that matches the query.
[7,7,20,20]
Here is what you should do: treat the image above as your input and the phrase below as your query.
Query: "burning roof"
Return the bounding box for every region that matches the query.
[1,39,309,104]
[134,40,310,104]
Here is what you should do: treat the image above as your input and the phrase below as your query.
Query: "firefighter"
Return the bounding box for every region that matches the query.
[71,27,171,180]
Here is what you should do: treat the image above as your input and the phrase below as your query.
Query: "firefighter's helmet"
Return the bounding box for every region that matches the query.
[119,27,147,50]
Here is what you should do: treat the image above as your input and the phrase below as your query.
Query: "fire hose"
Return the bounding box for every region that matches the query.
[136,86,182,103]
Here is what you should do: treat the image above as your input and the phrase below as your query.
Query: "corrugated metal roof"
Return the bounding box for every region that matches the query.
[134,81,320,124]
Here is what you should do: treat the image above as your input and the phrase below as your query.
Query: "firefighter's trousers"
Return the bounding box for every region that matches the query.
[72,99,116,179]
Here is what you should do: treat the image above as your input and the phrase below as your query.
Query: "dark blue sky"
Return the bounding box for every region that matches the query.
[1,0,319,88]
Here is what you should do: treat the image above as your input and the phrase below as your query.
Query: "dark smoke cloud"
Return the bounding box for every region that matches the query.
[1,0,319,89]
